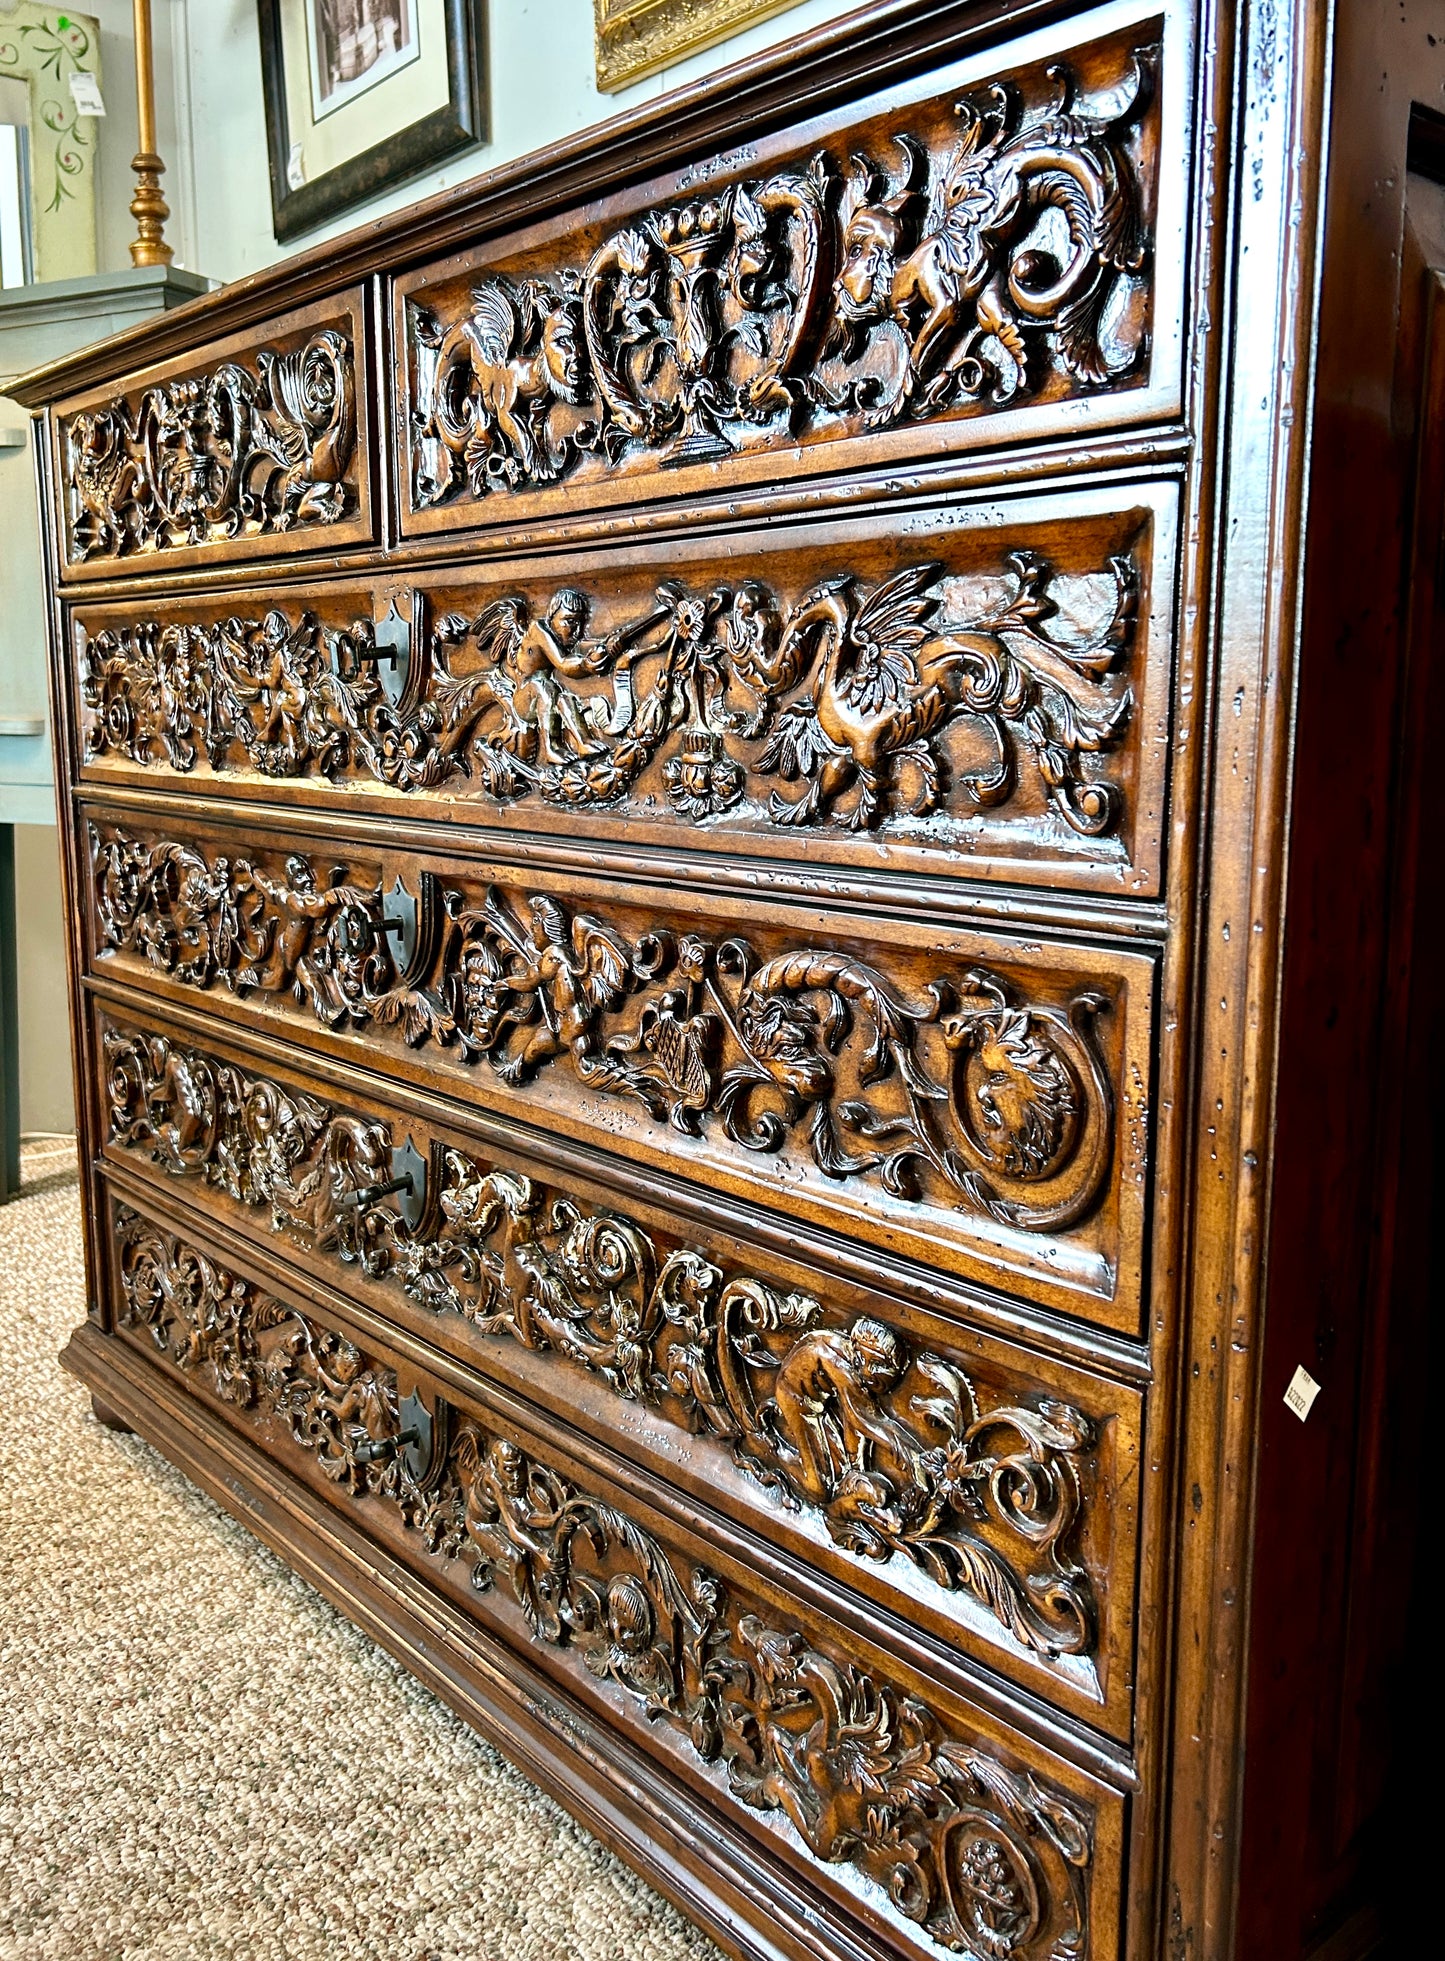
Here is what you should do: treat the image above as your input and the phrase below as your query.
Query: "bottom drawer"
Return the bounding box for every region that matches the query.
[80,1188,1127,1961]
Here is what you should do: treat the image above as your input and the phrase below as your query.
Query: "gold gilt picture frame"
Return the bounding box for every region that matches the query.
[594,0,806,93]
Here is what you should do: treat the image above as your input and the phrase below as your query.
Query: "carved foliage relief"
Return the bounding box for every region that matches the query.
[404,34,1158,511]
[60,326,358,564]
[103,1025,1105,1665]
[90,827,1120,1242]
[78,540,1140,849]
[114,1205,1099,1960]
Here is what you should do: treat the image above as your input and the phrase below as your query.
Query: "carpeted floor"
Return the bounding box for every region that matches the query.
[0,1145,724,1961]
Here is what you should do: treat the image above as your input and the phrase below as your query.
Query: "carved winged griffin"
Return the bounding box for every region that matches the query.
[423,274,589,493]
[829,53,1152,414]
[759,553,1133,832]
[69,406,144,560]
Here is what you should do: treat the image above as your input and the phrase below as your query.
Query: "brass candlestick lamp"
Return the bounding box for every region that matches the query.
[128,0,172,266]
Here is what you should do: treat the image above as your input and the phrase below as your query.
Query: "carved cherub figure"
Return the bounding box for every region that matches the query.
[216,610,312,758]
[150,378,227,540]
[238,854,375,1022]
[154,843,235,982]
[582,1573,678,1711]
[454,1431,566,1634]
[482,894,633,1085]
[471,588,616,763]
[269,1325,394,1486]
[142,1043,217,1170]
[312,1337,394,1443]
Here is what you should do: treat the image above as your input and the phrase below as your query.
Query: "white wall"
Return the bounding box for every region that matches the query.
[161,0,864,282]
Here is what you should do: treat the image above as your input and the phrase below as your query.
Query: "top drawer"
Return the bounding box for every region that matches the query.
[394,0,1186,549]
[52,291,375,584]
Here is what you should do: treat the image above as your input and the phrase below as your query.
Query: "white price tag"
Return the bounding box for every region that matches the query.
[286,143,306,191]
[68,71,106,118]
[1283,1365,1321,1423]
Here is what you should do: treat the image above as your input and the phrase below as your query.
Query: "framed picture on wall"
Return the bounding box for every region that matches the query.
[258,0,486,242]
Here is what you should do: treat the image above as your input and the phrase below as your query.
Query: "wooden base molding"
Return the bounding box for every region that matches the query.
[88,1393,134,1433]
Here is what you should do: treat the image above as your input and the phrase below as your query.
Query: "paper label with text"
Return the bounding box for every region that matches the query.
[68,73,106,118]
[1284,1365,1322,1422]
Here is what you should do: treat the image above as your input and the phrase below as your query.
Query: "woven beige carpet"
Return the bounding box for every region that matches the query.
[0,1146,723,1961]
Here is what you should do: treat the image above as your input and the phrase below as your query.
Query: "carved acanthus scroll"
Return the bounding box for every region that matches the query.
[115,1207,1097,1960]
[407,47,1155,506]
[80,549,1136,839]
[63,329,357,562]
[103,1029,1101,1661]
[91,830,1116,1233]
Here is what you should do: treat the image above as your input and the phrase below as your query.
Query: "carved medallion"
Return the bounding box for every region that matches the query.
[61,328,358,564]
[91,829,1116,1235]
[404,41,1156,512]
[103,1029,1102,1660]
[79,547,1137,841]
[115,1205,1097,1959]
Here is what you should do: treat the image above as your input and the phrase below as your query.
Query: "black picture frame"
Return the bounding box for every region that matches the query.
[258,0,487,243]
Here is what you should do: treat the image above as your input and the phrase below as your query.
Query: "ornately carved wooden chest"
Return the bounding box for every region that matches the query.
[14,4,1439,1957]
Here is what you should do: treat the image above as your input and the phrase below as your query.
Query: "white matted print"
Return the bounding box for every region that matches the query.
[306,0,421,123]
[260,0,486,242]
[277,0,447,186]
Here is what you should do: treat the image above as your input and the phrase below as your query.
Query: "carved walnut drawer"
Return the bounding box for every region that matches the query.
[48,290,376,581]
[68,479,1180,896]
[16,2,1434,1959]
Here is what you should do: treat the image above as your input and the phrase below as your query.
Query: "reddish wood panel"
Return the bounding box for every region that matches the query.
[92,999,1144,1735]
[393,6,1187,547]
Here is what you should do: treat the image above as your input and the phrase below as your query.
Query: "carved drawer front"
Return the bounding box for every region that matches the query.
[52,290,374,583]
[84,811,1156,1330]
[393,0,1187,550]
[100,1183,1127,1961]
[73,477,1177,898]
[94,1007,1142,1739]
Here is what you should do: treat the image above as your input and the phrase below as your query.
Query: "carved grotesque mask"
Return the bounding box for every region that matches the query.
[604,1575,654,1657]
[835,208,903,318]
[847,1317,905,1392]
[542,302,586,401]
